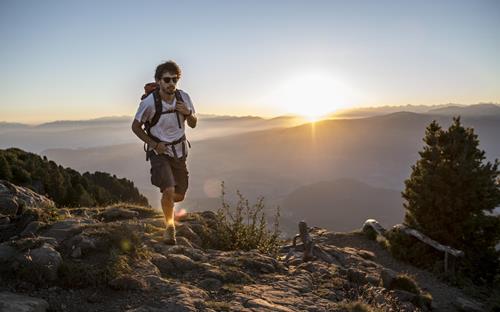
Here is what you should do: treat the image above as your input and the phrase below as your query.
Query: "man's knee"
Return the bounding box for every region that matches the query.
[162,187,175,201]
[174,193,185,202]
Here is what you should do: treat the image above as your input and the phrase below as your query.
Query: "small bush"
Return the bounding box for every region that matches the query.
[415,291,433,310]
[390,273,420,294]
[207,182,281,256]
[376,235,390,250]
[362,226,377,241]
[386,227,442,270]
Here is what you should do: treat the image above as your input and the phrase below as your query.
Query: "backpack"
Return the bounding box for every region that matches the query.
[140,83,189,161]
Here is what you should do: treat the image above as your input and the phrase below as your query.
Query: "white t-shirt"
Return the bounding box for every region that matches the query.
[134,89,195,158]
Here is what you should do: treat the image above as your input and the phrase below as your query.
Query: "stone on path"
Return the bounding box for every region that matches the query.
[0,291,49,312]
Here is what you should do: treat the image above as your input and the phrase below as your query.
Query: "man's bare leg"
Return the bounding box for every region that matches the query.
[161,187,176,227]
[161,188,186,225]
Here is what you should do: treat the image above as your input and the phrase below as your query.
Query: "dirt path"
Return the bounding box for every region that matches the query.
[324,232,478,311]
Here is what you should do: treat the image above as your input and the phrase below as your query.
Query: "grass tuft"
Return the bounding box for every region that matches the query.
[205,182,282,256]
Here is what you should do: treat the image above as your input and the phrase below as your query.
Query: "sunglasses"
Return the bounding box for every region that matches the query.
[161,77,179,84]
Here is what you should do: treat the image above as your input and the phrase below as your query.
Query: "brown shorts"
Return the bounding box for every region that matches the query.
[149,153,189,195]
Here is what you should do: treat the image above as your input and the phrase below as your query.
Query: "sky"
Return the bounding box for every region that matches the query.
[0,0,499,124]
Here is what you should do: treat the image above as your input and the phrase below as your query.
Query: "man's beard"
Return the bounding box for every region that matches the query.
[164,87,176,95]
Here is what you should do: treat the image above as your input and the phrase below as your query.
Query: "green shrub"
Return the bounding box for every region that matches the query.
[207,182,281,256]
[386,227,443,271]
[390,273,420,294]
[375,235,390,250]
[415,291,433,310]
[362,226,377,241]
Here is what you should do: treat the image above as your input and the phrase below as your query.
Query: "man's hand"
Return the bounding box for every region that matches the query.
[176,101,192,116]
[154,142,168,154]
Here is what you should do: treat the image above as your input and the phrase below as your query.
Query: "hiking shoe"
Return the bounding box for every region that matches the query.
[164,225,177,245]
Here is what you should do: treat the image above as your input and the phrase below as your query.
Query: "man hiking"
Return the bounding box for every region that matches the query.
[131,60,197,245]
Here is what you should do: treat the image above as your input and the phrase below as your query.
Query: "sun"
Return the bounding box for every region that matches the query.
[263,72,360,121]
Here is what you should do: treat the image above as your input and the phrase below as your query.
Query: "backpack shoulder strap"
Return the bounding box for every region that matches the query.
[149,89,163,130]
[174,90,184,129]
[175,89,184,102]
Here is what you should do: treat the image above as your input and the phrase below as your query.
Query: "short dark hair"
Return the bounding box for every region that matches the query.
[155,60,182,81]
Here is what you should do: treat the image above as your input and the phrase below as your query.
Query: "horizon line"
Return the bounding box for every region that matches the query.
[1,102,499,126]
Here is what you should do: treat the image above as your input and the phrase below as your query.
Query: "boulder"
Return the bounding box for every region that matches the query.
[357,249,375,260]
[0,197,18,216]
[176,223,202,247]
[198,277,222,291]
[0,291,49,312]
[39,219,88,243]
[0,243,18,264]
[167,245,207,261]
[64,234,97,254]
[380,268,398,288]
[244,298,295,312]
[0,213,10,225]
[151,254,175,274]
[391,289,418,302]
[151,253,199,276]
[168,254,200,272]
[347,268,367,285]
[20,221,45,238]
[176,236,193,248]
[0,180,55,216]
[17,243,62,281]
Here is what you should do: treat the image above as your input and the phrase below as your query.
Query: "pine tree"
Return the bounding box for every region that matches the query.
[402,117,500,282]
[0,154,13,180]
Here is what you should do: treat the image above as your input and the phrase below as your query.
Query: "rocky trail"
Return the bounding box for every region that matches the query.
[0,180,487,311]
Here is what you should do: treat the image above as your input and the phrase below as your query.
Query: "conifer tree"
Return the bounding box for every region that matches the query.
[402,117,500,281]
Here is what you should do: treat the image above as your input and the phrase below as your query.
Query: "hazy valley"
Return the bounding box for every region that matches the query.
[4,104,500,234]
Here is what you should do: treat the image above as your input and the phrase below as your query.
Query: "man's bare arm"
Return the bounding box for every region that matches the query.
[186,114,197,128]
[131,119,157,146]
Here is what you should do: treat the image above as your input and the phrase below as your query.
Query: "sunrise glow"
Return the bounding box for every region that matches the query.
[263,72,361,121]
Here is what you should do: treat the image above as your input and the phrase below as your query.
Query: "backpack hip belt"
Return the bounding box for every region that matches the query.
[144,134,190,161]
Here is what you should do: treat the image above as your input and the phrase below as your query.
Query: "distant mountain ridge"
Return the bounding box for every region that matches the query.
[2,103,499,128]
[0,114,305,153]
[332,103,500,119]
[427,103,500,116]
